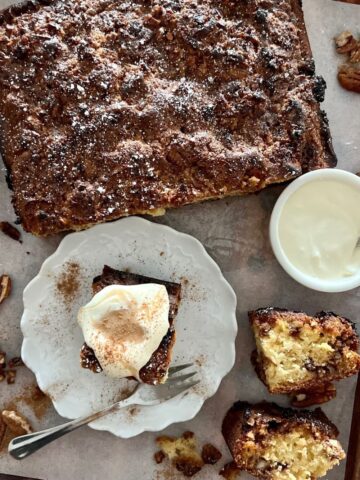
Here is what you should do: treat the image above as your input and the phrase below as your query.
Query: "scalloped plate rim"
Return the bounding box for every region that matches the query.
[21,217,237,437]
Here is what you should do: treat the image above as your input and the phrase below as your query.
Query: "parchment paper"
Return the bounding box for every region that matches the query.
[0,0,359,478]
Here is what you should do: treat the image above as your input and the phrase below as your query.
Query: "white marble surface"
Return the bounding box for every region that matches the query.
[0,0,359,479]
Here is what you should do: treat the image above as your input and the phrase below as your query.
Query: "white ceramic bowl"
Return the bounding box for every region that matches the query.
[270,169,360,293]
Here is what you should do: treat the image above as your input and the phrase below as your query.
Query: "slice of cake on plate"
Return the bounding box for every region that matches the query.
[78,265,181,385]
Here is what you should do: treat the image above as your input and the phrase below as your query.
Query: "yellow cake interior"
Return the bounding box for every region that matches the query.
[254,318,358,391]
[242,428,345,480]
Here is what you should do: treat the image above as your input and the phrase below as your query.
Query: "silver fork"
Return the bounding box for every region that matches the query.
[9,363,198,460]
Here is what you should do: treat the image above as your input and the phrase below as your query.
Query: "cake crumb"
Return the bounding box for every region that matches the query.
[201,443,222,464]
[156,431,204,477]
[154,450,166,464]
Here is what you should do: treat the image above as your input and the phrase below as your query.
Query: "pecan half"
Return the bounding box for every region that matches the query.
[0,221,21,242]
[1,410,32,435]
[338,64,360,93]
[0,275,11,304]
[350,45,360,63]
[335,31,358,54]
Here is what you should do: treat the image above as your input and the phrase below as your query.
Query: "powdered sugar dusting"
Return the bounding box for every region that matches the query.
[0,0,335,235]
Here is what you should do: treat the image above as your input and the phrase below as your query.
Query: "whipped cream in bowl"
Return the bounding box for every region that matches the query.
[270,169,360,292]
[78,284,170,381]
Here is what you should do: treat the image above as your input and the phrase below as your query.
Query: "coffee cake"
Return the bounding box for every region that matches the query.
[222,401,345,479]
[249,308,360,400]
[0,0,336,235]
[80,265,181,385]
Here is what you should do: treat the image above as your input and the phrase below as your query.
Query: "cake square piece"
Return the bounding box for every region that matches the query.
[80,265,181,385]
[0,0,336,236]
[222,401,346,480]
[249,308,360,402]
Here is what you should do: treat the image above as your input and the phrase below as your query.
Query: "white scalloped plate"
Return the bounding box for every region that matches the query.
[21,217,237,437]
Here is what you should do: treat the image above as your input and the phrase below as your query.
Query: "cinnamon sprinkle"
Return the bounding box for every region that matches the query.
[56,262,80,304]
[5,385,52,421]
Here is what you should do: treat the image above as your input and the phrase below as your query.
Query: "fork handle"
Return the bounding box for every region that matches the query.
[8,399,131,460]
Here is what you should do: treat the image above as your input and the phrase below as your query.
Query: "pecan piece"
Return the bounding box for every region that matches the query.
[0,352,6,368]
[335,31,357,54]
[80,343,102,373]
[175,460,202,477]
[0,221,22,242]
[201,443,222,464]
[350,45,360,63]
[8,357,24,368]
[1,410,32,435]
[6,369,16,384]
[291,383,336,408]
[0,275,11,304]
[338,64,360,93]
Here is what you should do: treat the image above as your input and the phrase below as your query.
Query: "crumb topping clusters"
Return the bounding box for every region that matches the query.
[0,0,335,235]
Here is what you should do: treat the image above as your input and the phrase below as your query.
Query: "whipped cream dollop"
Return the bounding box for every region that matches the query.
[78,284,170,380]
